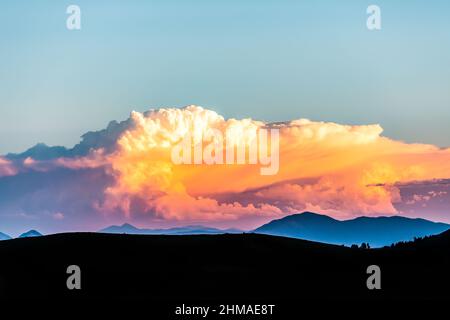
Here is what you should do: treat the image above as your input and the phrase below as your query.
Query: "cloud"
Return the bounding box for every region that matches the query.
[0,157,17,177]
[52,212,65,220]
[100,106,450,223]
[2,105,450,230]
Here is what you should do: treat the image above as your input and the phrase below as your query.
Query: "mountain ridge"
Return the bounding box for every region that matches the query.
[18,230,43,238]
[0,232,11,241]
[99,223,242,235]
[5,212,449,246]
[253,211,450,247]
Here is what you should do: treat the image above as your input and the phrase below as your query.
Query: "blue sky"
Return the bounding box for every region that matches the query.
[1,0,450,154]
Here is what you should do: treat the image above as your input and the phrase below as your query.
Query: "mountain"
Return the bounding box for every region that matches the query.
[0,232,11,241]
[253,212,450,247]
[18,230,43,238]
[6,143,70,161]
[99,223,241,235]
[100,223,141,234]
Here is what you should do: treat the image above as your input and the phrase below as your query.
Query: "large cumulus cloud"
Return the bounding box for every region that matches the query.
[2,105,450,232]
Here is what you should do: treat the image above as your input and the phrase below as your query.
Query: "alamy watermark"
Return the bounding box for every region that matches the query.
[367,5,381,30]
[171,128,280,176]
[66,5,81,30]
[65,5,380,31]
[366,265,381,290]
[66,265,81,290]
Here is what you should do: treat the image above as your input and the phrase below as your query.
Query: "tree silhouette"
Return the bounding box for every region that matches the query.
[359,242,371,249]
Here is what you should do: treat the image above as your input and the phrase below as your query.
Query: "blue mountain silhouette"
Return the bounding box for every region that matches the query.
[99,223,241,235]
[253,212,450,247]
[0,232,11,241]
[18,230,43,238]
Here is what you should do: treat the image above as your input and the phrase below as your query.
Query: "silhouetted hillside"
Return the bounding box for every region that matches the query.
[1,230,450,308]
[254,212,450,247]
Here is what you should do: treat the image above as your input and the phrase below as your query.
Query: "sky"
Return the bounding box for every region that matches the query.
[1,1,450,235]
[1,0,450,154]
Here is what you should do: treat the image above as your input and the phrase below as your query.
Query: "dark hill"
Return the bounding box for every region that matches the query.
[0,231,450,307]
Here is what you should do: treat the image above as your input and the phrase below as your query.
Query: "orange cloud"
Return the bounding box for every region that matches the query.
[0,157,17,177]
[87,106,450,224]
[5,106,450,228]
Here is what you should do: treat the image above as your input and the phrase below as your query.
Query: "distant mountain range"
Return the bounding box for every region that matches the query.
[3,212,450,246]
[0,229,43,240]
[253,212,450,247]
[18,230,43,238]
[0,232,11,241]
[99,223,242,235]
